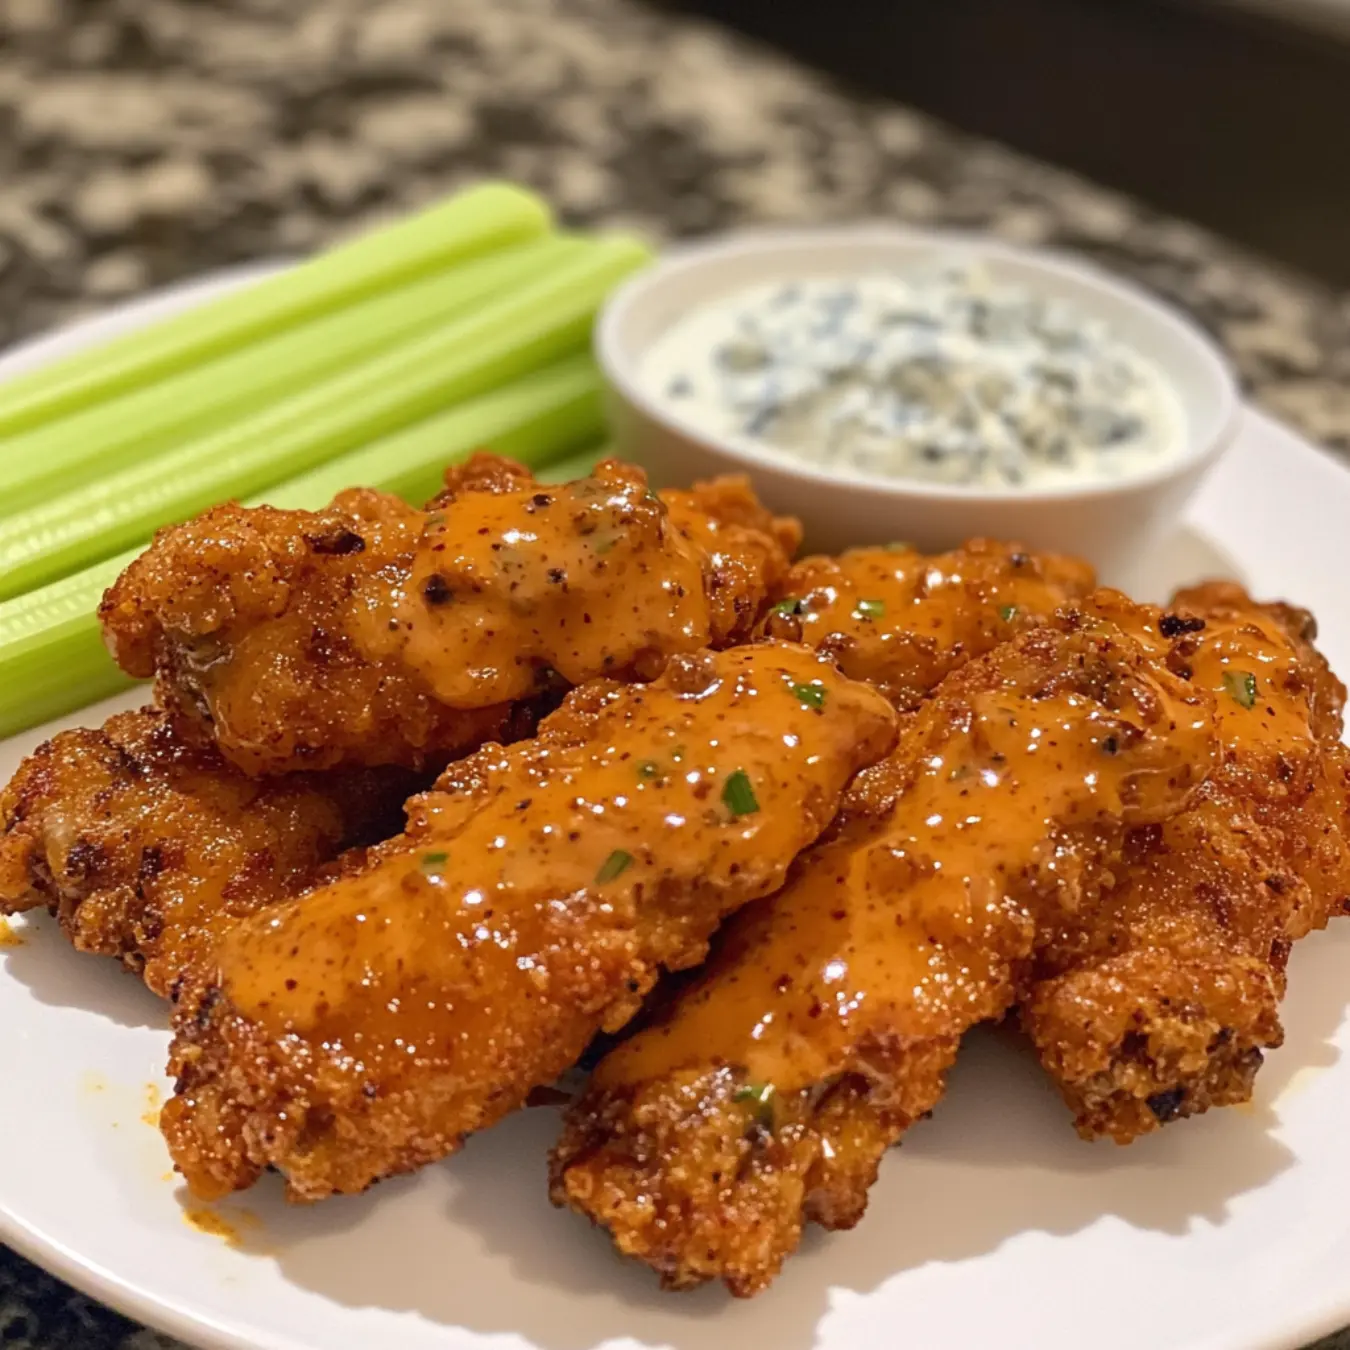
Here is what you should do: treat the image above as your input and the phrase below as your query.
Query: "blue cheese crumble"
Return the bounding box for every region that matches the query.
[641,267,1183,489]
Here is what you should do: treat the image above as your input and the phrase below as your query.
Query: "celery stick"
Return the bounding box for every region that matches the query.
[266,354,601,510]
[0,183,550,437]
[540,443,613,483]
[0,357,608,737]
[0,235,651,601]
[0,608,132,734]
[0,236,586,520]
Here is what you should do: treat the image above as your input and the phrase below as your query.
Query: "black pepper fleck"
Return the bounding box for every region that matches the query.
[423,574,452,606]
[307,527,366,556]
[1158,613,1206,638]
[1146,1087,1186,1122]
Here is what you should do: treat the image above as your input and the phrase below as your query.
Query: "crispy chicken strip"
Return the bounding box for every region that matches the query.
[0,708,412,999]
[100,455,798,775]
[560,539,1091,1083]
[162,642,897,1201]
[758,539,1095,710]
[552,609,1215,1295]
[1021,583,1350,1140]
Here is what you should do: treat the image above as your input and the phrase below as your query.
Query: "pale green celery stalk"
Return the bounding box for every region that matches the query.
[0,356,607,737]
[539,443,614,483]
[0,234,652,600]
[0,602,127,737]
[0,236,587,520]
[0,182,550,437]
[266,353,601,509]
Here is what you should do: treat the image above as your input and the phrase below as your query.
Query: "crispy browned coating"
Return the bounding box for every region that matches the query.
[161,642,897,1202]
[100,455,798,775]
[1021,583,1350,1140]
[758,539,1095,710]
[662,477,802,645]
[0,708,412,999]
[552,607,1215,1295]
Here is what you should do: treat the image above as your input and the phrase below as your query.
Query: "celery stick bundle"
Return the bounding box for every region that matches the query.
[0,355,606,736]
[0,179,653,735]
[0,183,549,437]
[0,235,647,600]
[0,235,585,520]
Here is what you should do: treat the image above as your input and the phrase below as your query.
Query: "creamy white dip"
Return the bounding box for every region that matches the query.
[641,266,1184,489]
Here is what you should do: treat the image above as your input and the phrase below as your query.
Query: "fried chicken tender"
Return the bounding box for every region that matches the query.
[161,642,897,1202]
[1021,582,1350,1140]
[100,455,798,775]
[552,609,1215,1295]
[758,539,1095,709]
[662,477,802,643]
[0,708,410,998]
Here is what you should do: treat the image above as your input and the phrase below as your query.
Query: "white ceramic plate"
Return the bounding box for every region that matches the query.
[2,273,1349,1350]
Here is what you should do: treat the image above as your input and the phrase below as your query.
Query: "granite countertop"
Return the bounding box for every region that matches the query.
[1,1,1348,1347]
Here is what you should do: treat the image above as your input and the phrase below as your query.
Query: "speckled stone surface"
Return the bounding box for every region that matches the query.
[1,1,1349,1347]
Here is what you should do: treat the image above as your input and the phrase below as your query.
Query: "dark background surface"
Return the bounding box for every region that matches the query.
[667,0,1350,284]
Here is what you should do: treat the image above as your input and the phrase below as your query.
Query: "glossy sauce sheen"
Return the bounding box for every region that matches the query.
[101,455,792,774]
[1174,607,1330,759]
[660,486,799,644]
[381,464,710,707]
[215,643,898,1084]
[760,540,1095,710]
[596,622,1213,1097]
[1086,586,1336,792]
[1017,587,1350,1139]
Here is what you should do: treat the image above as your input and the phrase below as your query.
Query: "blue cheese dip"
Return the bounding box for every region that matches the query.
[641,266,1184,489]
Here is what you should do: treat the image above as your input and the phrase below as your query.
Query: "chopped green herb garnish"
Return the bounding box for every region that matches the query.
[419,850,449,876]
[791,681,827,710]
[424,511,446,528]
[771,596,803,618]
[734,1082,774,1105]
[723,769,760,817]
[1223,669,1258,708]
[595,849,634,884]
[593,532,618,555]
[637,760,661,780]
[854,598,885,621]
[734,1081,777,1129]
[999,604,1019,622]
[886,540,914,552]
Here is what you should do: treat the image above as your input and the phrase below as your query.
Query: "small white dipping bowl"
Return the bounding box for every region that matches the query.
[597,226,1241,580]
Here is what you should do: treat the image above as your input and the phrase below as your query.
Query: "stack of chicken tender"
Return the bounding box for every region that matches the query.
[4,451,1347,1297]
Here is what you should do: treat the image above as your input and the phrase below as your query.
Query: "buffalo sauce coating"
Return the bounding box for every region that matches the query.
[660,480,800,646]
[1010,589,1350,1140]
[0,706,403,996]
[375,460,710,708]
[758,540,1096,710]
[1175,608,1336,760]
[594,620,1214,1098]
[1079,585,1350,949]
[1090,586,1333,766]
[213,642,898,1086]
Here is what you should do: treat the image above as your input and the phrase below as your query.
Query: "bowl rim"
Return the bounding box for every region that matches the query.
[595,223,1244,505]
